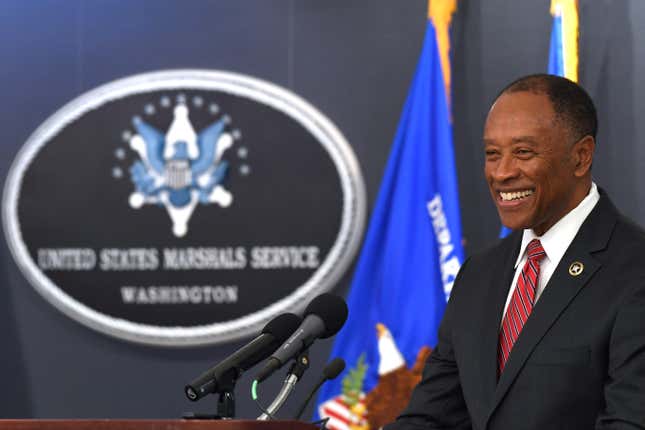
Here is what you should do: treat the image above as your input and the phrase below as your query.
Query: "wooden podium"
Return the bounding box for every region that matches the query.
[0,420,320,430]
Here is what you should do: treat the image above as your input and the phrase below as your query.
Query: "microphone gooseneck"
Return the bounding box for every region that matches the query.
[294,358,346,420]
[256,350,311,420]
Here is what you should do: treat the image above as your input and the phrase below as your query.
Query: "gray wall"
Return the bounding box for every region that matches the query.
[0,0,642,421]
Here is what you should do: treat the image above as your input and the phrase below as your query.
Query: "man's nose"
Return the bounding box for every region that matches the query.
[492,155,520,182]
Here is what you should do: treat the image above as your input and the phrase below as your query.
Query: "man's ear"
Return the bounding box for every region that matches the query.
[572,135,595,177]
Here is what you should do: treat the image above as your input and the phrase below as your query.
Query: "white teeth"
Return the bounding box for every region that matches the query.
[500,189,534,201]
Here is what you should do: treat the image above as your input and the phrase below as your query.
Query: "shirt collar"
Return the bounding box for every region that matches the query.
[513,182,600,269]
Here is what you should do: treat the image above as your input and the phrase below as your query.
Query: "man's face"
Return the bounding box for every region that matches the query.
[483,91,583,236]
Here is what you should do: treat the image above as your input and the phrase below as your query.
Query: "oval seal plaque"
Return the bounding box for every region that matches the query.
[3,70,366,346]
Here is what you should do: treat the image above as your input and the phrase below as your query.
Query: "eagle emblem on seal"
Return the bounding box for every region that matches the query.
[126,103,234,237]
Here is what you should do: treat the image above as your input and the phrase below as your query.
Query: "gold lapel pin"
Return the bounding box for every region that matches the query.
[569,261,584,276]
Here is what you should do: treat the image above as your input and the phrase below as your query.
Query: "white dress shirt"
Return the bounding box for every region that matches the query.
[501,182,600,320]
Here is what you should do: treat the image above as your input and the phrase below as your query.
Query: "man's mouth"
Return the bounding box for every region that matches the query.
[499,189,534,202]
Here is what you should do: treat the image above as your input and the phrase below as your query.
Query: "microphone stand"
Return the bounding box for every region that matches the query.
[216,370,236,419]
[257,349,310,420]
[184,367,238,420]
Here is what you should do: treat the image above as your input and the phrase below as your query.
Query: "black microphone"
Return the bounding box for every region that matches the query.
[185,313,302,401]
[294,358,346,420]
[255,294,348,383]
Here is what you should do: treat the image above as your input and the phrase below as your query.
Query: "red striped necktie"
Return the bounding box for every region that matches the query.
[498,239,546,375]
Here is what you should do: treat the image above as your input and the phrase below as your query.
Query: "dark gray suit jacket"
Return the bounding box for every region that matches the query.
[385,191,645,429]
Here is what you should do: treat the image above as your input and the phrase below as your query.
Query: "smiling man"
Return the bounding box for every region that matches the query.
[384,74,645,429]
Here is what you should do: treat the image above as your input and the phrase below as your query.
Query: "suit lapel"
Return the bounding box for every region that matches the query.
[479,232,521,409]
[489,250,600,413]
[484,191,617,426]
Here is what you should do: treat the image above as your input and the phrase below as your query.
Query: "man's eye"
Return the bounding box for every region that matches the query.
[516,149,533,156]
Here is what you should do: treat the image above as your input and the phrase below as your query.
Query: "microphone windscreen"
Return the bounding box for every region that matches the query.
[322,358,346,380]
[261,313,302,342]
[304,293,348,338]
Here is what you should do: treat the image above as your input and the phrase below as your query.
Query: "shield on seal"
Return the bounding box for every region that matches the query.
[165,159,192,189]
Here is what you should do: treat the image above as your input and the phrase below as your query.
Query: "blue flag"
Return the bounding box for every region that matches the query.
[315,18,464,430]
[548,11,565,76]
[499,225,513,238]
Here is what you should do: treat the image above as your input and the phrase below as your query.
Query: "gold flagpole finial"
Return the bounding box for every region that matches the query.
[550,0,579,82]
[428,0,457,101]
